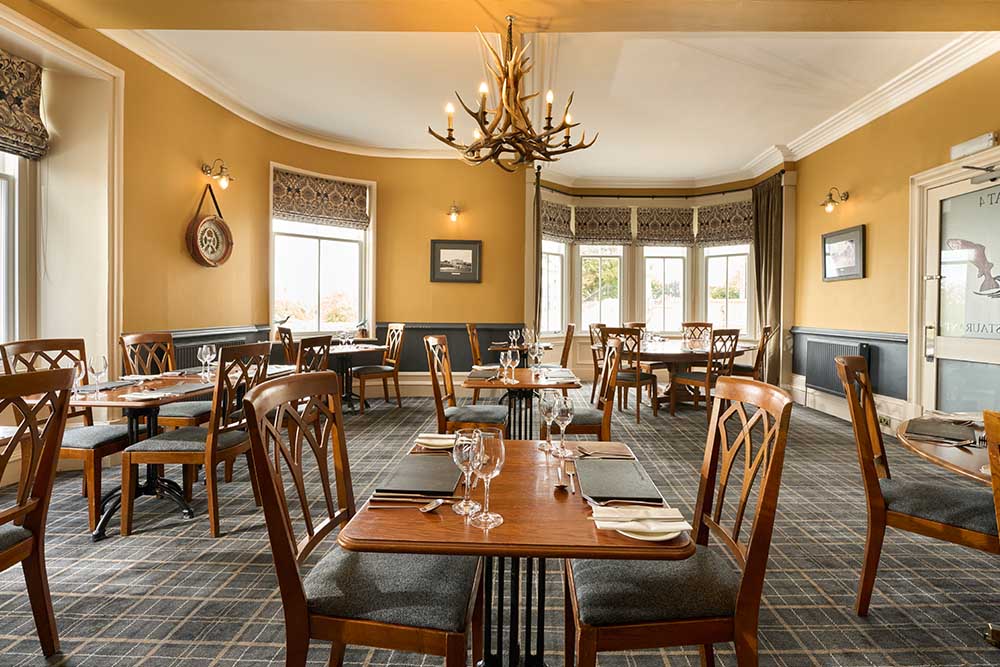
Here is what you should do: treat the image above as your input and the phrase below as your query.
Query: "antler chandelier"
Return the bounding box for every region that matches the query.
[428,15,597,172]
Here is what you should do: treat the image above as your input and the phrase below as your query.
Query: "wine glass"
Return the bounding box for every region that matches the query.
[509,348,521,374]
[498,351,510,383]
[452,429,483,517]
[197,345,209,378]
[551,397,575,459]
[72,359,86,400]
[204,344,217,379]
[88,354,108,398]
[539,389,560,452]
[469,427,505,530]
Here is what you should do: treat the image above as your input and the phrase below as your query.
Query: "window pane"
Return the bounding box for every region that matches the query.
[542,239,566,255]
[274,218,364,241]
[728,254,748,333]
[274,235,319,331]
[645,257,665,331]
[581,256,601,326]
[319,239,361,329]
[582,252,621,327]
[541,253,563,333]
[645,256,684,332]
[706,255,728,328]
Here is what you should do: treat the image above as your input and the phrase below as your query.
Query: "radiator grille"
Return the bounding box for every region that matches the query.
[176,337,246,369]
[806,339,870,396]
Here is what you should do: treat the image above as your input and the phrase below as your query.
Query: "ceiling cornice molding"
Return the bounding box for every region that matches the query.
[100,28,460,160]
[784,31,1000,161]
[101,28,1000,177]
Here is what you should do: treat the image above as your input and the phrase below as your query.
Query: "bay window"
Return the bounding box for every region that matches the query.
[540,239,566,333]
[643,246,687,333]
[703,244,750,333]
[579,244,622,327]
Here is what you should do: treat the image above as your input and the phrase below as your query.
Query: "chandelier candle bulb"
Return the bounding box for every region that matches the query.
[564,114,572,146]
[445,102,455,140]
[479,82,489,107]
[545,90,554,128]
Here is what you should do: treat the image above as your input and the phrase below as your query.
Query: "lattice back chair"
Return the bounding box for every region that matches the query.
[119,332,213,430]
[425,335,508,435]
[835,356,999,618]
[563,377,793,667]
[588,323,606,403]
[243,371,484,667]
[0,368,74,657]
[602,327,657,423]
[542,338,621,442]
[682,321,713,345]
[121,342,270,537]
[277,326,298,365]
[627,320,665,374]
[669,328,740,421]
[295,335,332,374]
[1,339,134,530]
[466,324,497,405]
[734,326,777,382]
[558,323,576,368]
[351,323,406,414]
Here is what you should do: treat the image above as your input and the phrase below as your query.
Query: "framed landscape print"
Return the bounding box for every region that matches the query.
[430,239,482,283]
[822,224,866,281]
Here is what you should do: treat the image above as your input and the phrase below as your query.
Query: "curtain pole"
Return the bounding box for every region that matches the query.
[533,164,543,333]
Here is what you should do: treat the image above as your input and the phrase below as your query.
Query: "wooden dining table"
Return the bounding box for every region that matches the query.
[339,439,694,667]
[328,343,387,413]
[463,368,580,439]
[487,341,553,368]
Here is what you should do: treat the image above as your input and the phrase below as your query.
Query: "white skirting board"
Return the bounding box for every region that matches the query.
[785,373,920,436]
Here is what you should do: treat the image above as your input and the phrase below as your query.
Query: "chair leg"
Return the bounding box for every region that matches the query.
[472,572,484,664]
[733,633,758,666]
[590,364,599,402]
[563,567,576,667]
[121,455,136,537]
[651,379,659,417]
[182,464,196,502]
[22,547,59,657]
[284,631,309,667]
[855,514,886,617]
[562,388,569,398]
[327,642,346,667]
[206,463,221,537]
[669,382,677,416]
[246,452,262,507]
[81,472,87,497]
[382,377,390,402]
[393,373,402,408]
[445,632,466,667]
[84,454,100,532]
[224,458,234,483]
[472,388,480,405]
[700,644,716,667]
[576,626,598,667]
[635,385,641,424]
[358,378,366,415]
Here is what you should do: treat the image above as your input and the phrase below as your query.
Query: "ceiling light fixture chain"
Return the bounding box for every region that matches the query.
[428,15,597,172]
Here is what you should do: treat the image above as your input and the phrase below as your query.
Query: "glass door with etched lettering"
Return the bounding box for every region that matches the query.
[922,180,1000,412]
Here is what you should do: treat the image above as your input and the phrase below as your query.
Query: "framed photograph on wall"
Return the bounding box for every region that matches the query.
[430,239,482,283]
[822,224,866,281]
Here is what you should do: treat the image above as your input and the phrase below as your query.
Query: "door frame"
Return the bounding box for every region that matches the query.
[907,143,1000,411]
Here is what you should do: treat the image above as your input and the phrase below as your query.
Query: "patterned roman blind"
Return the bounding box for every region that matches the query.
[272,168,370,229]
[574,206,632,244]
[636,207,695,246]
[696,200,753,246]
[540,200,573,242]
[0,48,48,160]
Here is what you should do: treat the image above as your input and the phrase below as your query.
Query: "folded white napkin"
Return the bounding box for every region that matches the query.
[121,391,169,400]
[416,433,456,441]
[591,505,692,533]
[472,364,500,371]
[161,370,185,377]
[121,374,160,381]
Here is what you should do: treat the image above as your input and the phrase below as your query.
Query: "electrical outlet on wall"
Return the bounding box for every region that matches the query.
[877,415,892,428]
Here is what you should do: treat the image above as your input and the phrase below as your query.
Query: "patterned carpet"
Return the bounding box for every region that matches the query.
[0,388,998,666]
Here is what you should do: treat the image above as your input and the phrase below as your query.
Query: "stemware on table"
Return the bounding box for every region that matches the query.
[452,429,483,517]
[468,427,505,530]
[539,389,560,452]
[551,396,575,459]
[88,354,108,397]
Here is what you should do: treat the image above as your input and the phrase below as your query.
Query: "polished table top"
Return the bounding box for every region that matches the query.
[329,343,386,356]
[896,419,990,485]
[487,342,554,352]
[593,338,756,363]
[338,440,695,560]
[462,367,581,390]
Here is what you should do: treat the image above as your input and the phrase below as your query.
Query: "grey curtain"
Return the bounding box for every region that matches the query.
[752,173,783,385]
[0,48,48,160]
[272,168,370,229]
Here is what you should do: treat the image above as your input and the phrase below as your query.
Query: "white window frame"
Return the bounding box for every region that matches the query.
[697,243,756,336]
[540,239,569,334]
[268,163,376,337]
[574,243,626,328]
[640,246,689,334]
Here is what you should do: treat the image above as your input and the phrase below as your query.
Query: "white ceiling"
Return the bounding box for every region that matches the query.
[137,30,971,183]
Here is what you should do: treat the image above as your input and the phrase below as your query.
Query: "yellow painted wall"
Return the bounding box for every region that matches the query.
[795,52,1000,334]
[3,0,525,331]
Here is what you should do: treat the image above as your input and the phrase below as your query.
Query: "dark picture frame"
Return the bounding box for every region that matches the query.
[822,224,866,282]
[430,239,482,283]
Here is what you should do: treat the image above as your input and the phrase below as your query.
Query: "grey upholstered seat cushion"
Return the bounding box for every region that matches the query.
[351,365,395,375]
[445,405,507,424]
[616,371,656,383]
[570,549,741,626]
[673,371,714,384]
[733,364,754,374]
[0,524,31,551]
[158,400,213,420]
[62,424,130,450]
[303,550,479,632]
[879,478,998,535]
[568,407,604,426]
[125,426,247,453]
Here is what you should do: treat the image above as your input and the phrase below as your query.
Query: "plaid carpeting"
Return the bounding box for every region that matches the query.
[0,389,998,666]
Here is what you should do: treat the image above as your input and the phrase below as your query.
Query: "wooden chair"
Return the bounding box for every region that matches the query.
[540,324,576,398]
[424,335,508,435]
[0,368,74,658]
[466,324,498,405]
[733,326,777,382]
[602,327,657,423]
[295,335,332,373]
[835,355,1000,617]
[241,370,484,667]
[120,342,270,537]
[682,321,713,343]
[670,328,740,420]
[1,339,135,531]
[542,338,620,442]
[119,332,212,429]
[587,323,606,403]
[627,320,666,375]
[351,323,405,414]
[564,376,794,667]
[276,326,297,365]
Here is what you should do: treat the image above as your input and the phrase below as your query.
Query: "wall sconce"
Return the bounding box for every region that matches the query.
[821,187,849,213]
[201,158,235,190]
[448,201,461,222]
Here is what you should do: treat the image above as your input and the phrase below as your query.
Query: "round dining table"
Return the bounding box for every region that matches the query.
[895,420,990,484]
